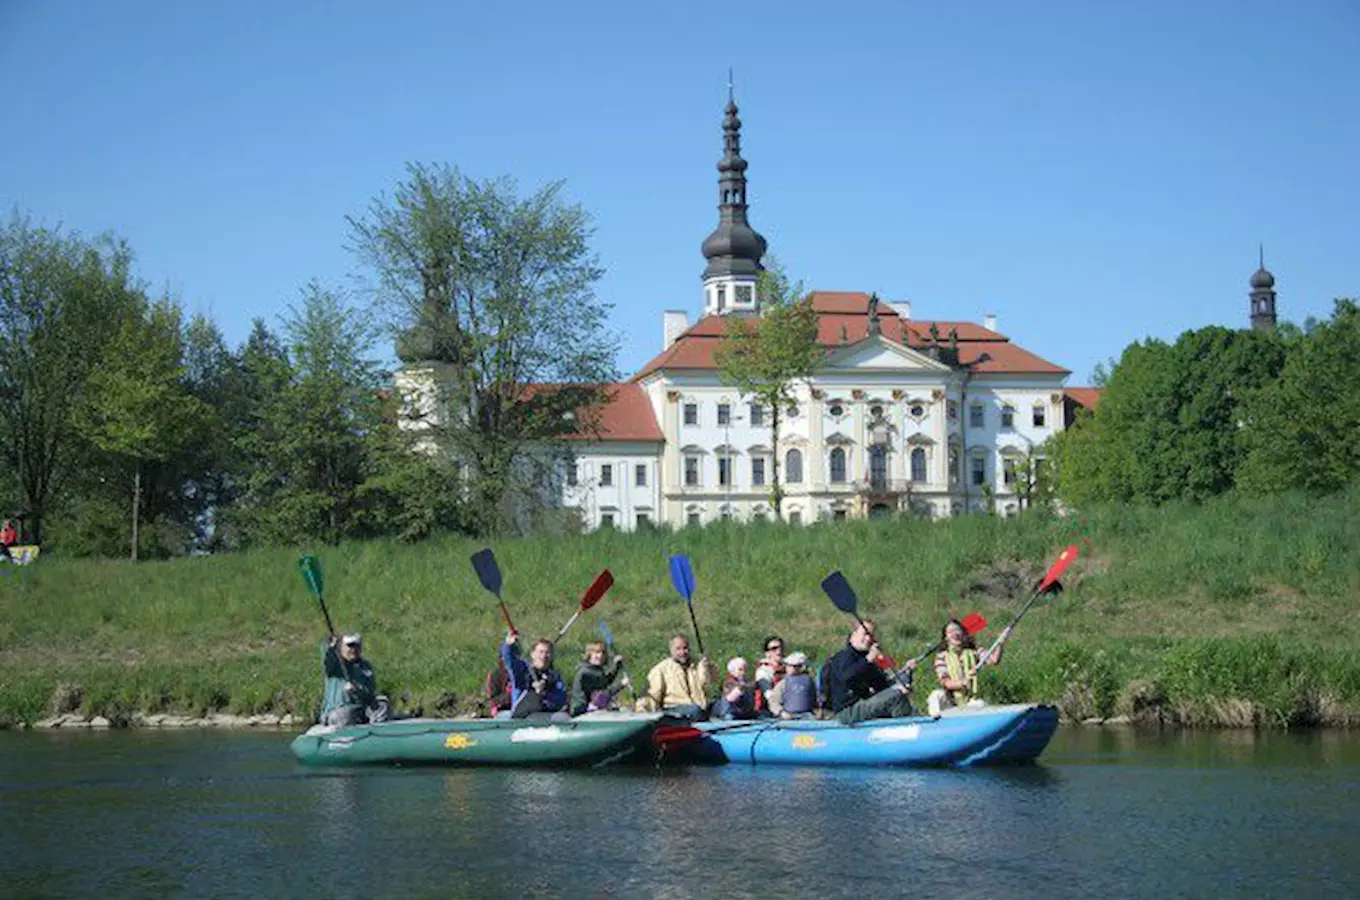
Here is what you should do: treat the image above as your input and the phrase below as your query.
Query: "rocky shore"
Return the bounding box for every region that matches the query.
[19,712,304,730]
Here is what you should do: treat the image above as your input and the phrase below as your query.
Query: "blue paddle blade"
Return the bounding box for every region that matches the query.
[599,620,614,647]
[471,548,502,596]
[668,554,695,602]
[821,571,859,616]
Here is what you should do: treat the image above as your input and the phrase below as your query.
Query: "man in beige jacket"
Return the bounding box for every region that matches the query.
[637,634,718,720]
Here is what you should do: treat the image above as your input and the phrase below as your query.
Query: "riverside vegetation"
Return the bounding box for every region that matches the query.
[2,486,1357,730]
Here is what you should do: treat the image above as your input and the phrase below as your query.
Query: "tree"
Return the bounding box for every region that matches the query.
[76,297,206,559]
[348,163,618,535]
[714,260,822,519]
[1239,299,1360,494]
[0,214,142,542]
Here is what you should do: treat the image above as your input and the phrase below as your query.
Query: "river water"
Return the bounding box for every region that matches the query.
[2,726,1357,899]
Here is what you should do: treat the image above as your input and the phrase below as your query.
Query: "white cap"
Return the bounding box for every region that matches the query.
[727,657,747,676]
[785,651,808,667]
[342,633,362,646]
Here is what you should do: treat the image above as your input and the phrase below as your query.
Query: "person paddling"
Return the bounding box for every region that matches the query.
[766,651,817,719]
[501,631,567,717]
[570,640,629,715]
[637,634,718,720]
[320,633,391,727]
[928,618,1011,717]
[824,619,916,725]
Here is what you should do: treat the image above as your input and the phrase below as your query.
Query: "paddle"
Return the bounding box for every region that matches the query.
[668,554,705,657]
[908,612,990,668]
[973,544,1081,678]
[555,569,615,642]
[600,620,636,703]
[298,553,352,684]
[819,570,912,693]
[471,547,516,632]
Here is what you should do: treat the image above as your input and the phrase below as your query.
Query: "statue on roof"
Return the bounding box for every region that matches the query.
[928,322,940,344]
[867,293,881,337]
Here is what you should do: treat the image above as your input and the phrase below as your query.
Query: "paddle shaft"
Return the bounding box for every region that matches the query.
[685,601,706,658]
[973,592,1040,677]
[850,611,913,694]
[496,596,516,633]
[555,608,583,643]
[310,587,354,685]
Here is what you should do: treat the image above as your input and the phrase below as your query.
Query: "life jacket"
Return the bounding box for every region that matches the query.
[944,647,978,706]
[781,673,816,715]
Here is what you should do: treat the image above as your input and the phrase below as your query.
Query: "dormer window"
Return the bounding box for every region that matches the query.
[829,402,845,418]
[909,402,925,419]
[869,403,884,419]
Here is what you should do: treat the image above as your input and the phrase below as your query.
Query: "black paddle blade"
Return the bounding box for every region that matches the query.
[821,571,858,615]
[471,548,502,596]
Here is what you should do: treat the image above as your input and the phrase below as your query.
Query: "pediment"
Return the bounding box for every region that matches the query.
[821,336,952,373]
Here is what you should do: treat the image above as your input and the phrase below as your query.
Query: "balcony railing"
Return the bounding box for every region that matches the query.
[857,475,921,494]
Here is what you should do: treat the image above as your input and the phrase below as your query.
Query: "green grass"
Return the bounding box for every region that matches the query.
[2,486,1358,727]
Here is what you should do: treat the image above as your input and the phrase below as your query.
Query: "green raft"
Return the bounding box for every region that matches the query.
[289,711,668,767]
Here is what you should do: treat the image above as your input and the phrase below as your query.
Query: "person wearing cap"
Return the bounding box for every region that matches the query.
[501,630,567,716]
[766,651,818,719]
[823,618,917,725]
[710,657,756,720]
[320,633,391,726]
[569,640,629,715]
[636,634,718,720]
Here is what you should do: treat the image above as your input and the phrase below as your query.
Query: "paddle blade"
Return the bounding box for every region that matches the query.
[1037,545,1080,594]
[580,569,614,611]
[668,554,695,603]
[297,555,323,597]
[599,620,614,648]
[471,548,502,596]
[962,613,988,635]
[821,571,858,616]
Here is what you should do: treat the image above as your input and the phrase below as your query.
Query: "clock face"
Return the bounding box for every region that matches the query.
[735,285,753,305]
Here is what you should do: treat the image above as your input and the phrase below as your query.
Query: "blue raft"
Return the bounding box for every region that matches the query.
[665,703,1059,768]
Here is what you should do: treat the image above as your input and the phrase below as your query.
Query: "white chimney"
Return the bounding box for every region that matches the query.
[663,310,690,350]
[888,300,912,320]
[983,312,998,333]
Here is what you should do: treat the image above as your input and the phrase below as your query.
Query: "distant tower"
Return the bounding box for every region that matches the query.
[1249,245,1277,332]
[700,72,767,317]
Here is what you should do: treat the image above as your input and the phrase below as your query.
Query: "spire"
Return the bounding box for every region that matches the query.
[700,77,767,282]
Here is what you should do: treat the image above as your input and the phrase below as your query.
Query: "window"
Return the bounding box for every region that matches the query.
[635,464,647,487]
[684,456,700,487]
[786,405,799,419]
[971,455,986,486]
[687,511,701,527]
[716,286,726,311]
[830,447,847,483]
[749,404,764,426]
[683,403,698,426]
[949,446,960,484]
[718,456,731,487]
[911,447,927,483]
[600,512,615,528]
[566,462,578,487]
[870,403,884,419]
[829,402,845,418]
[718,403,731,426]
[833,509,848,522]
[735,284,753,305]
[1003,457,1018,485]
[636,512,650,528]
[1001,405,1015,429]
[789,510,802,526]
[599,464,613,486]
[969,403,984,428]
[751,508,766,522]
[948,400,958,420]
[785,448,803,484]
[1033,405,1047,428]
[910,402,925,419]
[752,458,766,486]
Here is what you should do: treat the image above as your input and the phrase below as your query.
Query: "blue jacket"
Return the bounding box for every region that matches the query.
[500,642,567,713]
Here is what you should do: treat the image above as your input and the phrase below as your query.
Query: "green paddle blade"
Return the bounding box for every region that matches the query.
[298,555,324,597]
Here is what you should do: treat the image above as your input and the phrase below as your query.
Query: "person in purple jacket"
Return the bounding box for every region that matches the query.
[501,630,567,718]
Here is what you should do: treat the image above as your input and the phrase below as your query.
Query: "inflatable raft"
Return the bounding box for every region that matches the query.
[657,703,1059,768]
[290,711,670,767]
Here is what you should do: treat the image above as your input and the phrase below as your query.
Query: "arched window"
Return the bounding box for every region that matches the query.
[948,446,960,484]
[785,448,803,484]
[911,447,927,482]
[830,447,847,483]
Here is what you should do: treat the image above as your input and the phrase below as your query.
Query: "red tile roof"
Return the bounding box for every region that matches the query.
[1064,387,1104,409]
[541,383,662,443]
[633,291,1068,379]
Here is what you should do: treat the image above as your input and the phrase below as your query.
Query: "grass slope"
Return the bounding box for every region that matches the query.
[2,487,1358,728]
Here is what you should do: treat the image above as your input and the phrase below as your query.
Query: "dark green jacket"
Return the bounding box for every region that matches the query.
[321,642,377,715]
[570,659,624,715]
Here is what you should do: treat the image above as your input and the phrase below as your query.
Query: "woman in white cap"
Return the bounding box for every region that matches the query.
[766,651,818,719]
[320,632,391,726]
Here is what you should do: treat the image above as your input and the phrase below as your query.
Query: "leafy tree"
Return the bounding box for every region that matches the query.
[348,163,618,535]
[1239,299,1360,494]
[76,297,206,559]
[714,261,821,519]
[0,214,141,541]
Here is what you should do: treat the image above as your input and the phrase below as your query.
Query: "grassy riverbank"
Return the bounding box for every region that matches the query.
[2,486,1358,728]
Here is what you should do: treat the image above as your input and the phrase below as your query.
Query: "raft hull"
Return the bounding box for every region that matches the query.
[668,703,1059,768]
[289,711,667,767]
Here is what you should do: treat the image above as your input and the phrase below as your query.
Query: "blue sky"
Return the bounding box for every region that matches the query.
[2,1,1356,385]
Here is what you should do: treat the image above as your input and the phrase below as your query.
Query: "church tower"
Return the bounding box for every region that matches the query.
[700,76,767,316]
[1249,245,1277,332]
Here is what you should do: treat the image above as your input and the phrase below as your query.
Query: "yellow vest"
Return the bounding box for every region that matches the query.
[945,648,978,706]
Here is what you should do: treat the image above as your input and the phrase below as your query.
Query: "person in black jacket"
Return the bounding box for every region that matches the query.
[823,618,916,724]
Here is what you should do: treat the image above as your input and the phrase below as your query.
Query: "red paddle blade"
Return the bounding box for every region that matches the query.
[875,653,901,671]
[579,569,614,611]
[1037,545,1080,594]
[961,613,988,634]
